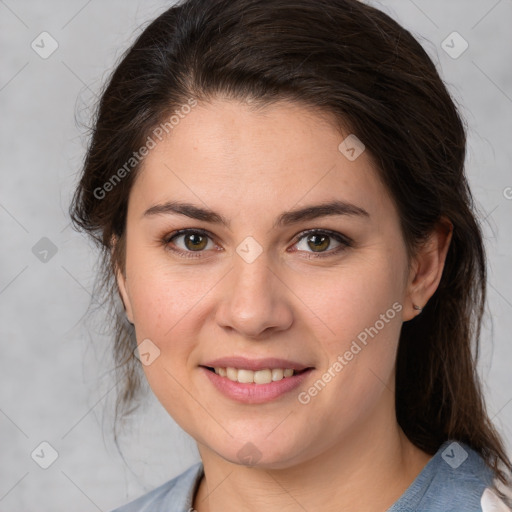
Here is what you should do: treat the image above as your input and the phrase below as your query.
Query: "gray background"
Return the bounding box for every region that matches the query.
[0,1,511,510]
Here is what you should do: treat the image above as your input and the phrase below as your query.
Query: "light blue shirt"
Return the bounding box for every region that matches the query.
[111,440,499,511]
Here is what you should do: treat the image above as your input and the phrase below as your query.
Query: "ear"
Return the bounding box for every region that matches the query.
[111,235,134,324]
[403,217,453,321]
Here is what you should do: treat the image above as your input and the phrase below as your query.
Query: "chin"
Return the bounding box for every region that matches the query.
[205,435,309,470]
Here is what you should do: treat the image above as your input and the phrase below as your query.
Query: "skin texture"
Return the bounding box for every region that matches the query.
[115,98,452,511]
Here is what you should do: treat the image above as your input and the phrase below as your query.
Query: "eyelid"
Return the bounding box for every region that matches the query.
[289,228,352,258]
[163,228,220,259]
[163,227,214,244]
[162,227,352,258]
[291,228,352,246]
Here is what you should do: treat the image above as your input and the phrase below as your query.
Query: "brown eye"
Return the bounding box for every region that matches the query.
[293,229,351,258]
[165,229,214,254]
[183,232,208,251]
[306,233,331,252]
[296,232,341,253]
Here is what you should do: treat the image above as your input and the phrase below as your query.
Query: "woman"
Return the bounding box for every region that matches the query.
[70,0,512,510]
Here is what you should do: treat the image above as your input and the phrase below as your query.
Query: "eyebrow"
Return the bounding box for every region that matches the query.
[142,199,370,228]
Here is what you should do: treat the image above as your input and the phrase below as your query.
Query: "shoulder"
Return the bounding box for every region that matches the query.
[110,462,204,512]
[389,441,508,512]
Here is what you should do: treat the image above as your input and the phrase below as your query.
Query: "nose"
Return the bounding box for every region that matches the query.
[215,250,294,339]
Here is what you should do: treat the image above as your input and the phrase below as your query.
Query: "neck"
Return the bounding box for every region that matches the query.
[193,402,432,512]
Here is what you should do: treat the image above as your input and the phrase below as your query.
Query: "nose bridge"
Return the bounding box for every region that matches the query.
[215,247,293,337]
[233,249,273,300]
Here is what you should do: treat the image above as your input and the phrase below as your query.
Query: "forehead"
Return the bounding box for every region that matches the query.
[128,98,393,223]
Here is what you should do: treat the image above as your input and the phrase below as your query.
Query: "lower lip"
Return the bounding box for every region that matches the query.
[200,367,314,404]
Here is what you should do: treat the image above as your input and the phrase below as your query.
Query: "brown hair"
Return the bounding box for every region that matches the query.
[70,0,511,498]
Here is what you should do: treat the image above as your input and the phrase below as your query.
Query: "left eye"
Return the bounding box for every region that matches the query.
[293,230,348,255]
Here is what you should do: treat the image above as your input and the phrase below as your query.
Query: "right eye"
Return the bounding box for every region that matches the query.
[162,229,219,258]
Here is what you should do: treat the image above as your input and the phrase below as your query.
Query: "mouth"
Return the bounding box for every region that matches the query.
[199,357,315,404]
[202,366,310,384]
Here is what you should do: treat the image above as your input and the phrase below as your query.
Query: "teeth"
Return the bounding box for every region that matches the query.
[272,368,284,381]
[213,367,297,384]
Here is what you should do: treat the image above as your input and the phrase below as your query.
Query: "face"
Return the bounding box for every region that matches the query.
[116,98,419,469]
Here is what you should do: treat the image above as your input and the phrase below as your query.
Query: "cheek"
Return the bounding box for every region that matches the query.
[126,267,206,422]
[127,258,214,337]
[125,261,218,385]
[302,262,404,422]
[300,254,406,424]
[308,256,405,353]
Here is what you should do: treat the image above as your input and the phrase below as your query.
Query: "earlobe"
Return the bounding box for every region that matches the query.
[116,267,134,324]
[111,235,134,324]
[405,218,453,320]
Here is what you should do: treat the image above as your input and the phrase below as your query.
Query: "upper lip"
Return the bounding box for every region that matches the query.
[201,356,312,372]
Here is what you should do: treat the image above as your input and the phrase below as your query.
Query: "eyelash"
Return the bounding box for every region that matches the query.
[161,228,352,260]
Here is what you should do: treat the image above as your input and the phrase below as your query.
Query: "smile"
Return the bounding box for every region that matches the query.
[200,364,314,404]
[208,367,297,384]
